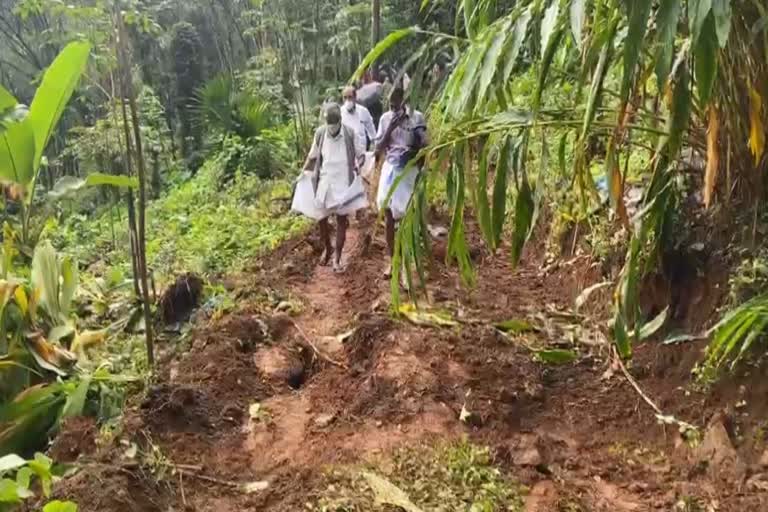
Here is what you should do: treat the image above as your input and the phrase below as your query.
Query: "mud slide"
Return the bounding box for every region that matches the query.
[47,218,768,511]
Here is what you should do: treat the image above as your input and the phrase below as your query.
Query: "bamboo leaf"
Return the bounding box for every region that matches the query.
[655,0,682,89]
[476,141,493,246]
[502,7,532,82]
[613,306,632,358]
[621,0,653,102]
[510,176,534,267]
[540,0,561,60]
[704,104,720,208]
[491,138,511,246]
[447,144,474,284]
[450,41,487,116]
[712,0,732,47]
[665,61,691,159]
[570,0,586,50]
[689,0,713,44]
[749,86,766,166]
[464,0,477,38]
[534,27,565,113]
[28,41,91,175]
[638,307,669,340]
[475,21,512,112]
[582,17,618,136]
[694,13,718,105]
[352,27,418,81]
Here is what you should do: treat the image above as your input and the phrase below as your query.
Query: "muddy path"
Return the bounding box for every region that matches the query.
[48,218,768,511]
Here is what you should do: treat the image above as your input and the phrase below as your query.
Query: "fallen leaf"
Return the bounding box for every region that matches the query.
[494,318,537,334]
[362,471,424,512]
[533,349,578,365]
[575,281,613,311]
[459,404,472,423]
[398,303,458,327]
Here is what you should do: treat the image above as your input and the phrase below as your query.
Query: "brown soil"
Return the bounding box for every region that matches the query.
[47,216,768,511]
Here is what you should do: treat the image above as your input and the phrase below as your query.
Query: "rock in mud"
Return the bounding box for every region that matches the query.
[254,346,306,389]
[693,416,746,480]
[159,273,204,324]
[314,413,336,428]
[265,313,295,340]
[506,434,543,467]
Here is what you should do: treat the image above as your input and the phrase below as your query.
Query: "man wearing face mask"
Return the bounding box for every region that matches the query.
[375,85,428,279]
[341,86,376,152]
[292,103,367,272]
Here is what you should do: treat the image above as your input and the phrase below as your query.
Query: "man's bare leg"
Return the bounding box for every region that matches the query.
[318,218,332,266]
[333,215,349,272]
[383,209,396,278]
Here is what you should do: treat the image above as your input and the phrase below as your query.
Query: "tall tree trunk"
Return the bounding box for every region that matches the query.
[371,0,381,49]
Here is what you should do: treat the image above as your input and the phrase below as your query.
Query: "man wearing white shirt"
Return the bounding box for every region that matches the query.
[341,86,376,151]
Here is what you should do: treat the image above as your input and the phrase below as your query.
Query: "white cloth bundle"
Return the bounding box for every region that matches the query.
[376,161,418,220]
[292,172,368,220]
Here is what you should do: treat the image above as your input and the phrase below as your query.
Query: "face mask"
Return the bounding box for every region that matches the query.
[328,122,341,136]
[344,100,355,112]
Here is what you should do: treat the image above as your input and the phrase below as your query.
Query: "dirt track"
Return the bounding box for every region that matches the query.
[48,219,768,511]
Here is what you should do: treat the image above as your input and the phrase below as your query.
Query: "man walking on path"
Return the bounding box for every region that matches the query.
[375,85,428,279]
[341,85,376,151]
[292,103,367,272]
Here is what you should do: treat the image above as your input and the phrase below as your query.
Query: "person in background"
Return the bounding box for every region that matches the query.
[357,70,384,127]
[375,85,428,279]
[293,103,367,272]
[341,85,376,152]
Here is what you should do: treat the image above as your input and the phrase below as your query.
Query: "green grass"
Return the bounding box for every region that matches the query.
[310,440,525,512]
[48,159,310,284]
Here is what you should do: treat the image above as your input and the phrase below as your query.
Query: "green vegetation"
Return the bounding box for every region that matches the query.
[311,441,525,512]
[51,162,308,279]
[361,0,768,368]
[0,452,77,511]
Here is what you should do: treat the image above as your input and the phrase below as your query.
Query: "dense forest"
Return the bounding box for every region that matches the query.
[1,0,768,510]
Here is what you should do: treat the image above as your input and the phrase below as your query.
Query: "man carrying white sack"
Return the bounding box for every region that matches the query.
[292,103,367,273]
[375,85,428,278]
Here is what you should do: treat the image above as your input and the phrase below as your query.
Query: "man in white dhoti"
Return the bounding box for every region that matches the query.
[341,86,376,151]
[375,86,428,278]
[292,103,367,272]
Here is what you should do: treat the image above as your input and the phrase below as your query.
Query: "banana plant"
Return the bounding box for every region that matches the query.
[0,41,91,247]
